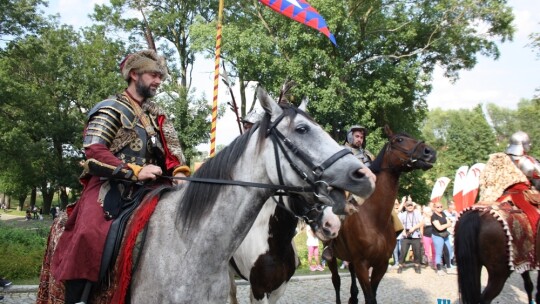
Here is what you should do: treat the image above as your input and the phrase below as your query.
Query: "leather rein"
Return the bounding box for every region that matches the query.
[162,111,351,196]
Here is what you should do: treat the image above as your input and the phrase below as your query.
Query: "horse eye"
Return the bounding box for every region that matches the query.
[295,124,310,134]
[396,137,403,143]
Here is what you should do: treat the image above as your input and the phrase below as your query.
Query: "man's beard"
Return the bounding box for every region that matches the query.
[135,77,157,99]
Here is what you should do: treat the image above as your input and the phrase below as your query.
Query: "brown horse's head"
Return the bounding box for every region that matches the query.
[371,125,437,173]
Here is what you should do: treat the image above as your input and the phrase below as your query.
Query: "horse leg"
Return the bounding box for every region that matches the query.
[536,271,540,304]
[481,265,511,303]
[228,270,239,304]
[352,261,376,304]
[368,262,389,303]
[327,256,342,304]
[521,271,533,304]
[347,262,360,304]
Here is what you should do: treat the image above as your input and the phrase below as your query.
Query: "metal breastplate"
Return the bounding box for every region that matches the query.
[115,120,162,166]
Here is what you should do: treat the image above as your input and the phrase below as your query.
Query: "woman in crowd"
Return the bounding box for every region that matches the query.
[431,203,456,275]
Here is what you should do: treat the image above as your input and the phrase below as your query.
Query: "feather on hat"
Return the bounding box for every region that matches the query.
[119,50,168,81]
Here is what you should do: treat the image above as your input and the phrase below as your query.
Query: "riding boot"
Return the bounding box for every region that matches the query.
[65,279,90,304]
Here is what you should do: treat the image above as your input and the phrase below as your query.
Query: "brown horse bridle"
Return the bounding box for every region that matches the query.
[383,134,425,169]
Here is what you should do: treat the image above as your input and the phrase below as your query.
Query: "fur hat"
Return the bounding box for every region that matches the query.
[119,50,168,81]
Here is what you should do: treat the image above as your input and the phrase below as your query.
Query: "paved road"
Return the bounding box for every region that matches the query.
[1,267,532,303]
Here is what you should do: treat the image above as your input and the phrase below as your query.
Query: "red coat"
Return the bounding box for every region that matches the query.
[52,110,182,282]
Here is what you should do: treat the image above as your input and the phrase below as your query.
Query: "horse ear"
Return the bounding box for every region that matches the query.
[384,125,393,137]
[298,97,309,112]
[257,86,283,120]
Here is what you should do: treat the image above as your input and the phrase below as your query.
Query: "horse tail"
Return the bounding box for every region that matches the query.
[455,210,482,304]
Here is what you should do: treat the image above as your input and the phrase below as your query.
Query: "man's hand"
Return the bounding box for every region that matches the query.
[173,172,187,185]
[138,164,162,181]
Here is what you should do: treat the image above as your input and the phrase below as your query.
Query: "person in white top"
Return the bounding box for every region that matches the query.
[306,225,324,271]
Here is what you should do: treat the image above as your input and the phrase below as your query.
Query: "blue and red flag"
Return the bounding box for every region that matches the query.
[259,0,337,46]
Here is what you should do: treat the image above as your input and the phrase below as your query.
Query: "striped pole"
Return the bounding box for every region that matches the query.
[210,0,225,157]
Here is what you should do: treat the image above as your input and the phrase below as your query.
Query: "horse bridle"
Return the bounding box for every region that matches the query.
[266,110,352,197]
[159,110,351,197]
[385,134,425,169]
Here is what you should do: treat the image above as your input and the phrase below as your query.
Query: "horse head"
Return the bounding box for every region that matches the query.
[286,193,340,241]
[256,87,376,215]
[372,125,436,172]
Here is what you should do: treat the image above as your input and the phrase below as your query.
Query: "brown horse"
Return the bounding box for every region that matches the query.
[455,207,539,304]
[455,152,540,304]
[326,125,436,304]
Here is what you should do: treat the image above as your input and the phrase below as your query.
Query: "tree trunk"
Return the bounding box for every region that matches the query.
[41,183,55,213]
[59,187,69,210]
[30,187,36,208]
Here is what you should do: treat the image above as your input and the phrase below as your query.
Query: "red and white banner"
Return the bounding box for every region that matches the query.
[453,166,469,212]
[461,163,485,210]
[430,177,451,204]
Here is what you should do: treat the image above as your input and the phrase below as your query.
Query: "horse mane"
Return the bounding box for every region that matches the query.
[177,130,254,231]
[369,143,387,174]
[177,102,312,231]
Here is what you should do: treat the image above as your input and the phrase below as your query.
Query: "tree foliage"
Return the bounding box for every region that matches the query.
[0,21,126,210]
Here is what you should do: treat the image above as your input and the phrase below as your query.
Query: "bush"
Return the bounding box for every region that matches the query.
[0,221,48,279]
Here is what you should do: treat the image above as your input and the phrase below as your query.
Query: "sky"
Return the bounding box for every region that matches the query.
[44,0,540,147]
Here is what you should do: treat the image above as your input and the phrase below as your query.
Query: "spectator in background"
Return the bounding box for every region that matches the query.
[51,206,58,220]
[390,199,403,269]
[397,200,423,274]
[432,203,456,275]
[306,225,324,271]
[421,206,435,269]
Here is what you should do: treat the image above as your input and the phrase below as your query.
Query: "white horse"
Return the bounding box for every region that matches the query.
[229,193,340,304]
[129,87,375,303]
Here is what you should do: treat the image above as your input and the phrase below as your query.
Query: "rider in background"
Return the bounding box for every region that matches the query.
[344,125,374,166]
[505,131,540,190]
[241,110,264,132]
[48,50,190,304]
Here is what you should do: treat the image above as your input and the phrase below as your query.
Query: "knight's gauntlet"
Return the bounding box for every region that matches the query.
[82,159,137,181]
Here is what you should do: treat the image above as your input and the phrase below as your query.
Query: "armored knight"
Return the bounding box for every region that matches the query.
[344,125,374,167]
[241,109,264,132]
[506,131,540,190]
[49,50,190,304]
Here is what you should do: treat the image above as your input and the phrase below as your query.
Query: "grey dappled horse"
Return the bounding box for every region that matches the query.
[129,87,376,303]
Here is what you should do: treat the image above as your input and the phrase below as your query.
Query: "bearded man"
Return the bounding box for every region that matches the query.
[49,50,190,304]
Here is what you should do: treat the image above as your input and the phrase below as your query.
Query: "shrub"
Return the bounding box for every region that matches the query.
[0,221,48,279]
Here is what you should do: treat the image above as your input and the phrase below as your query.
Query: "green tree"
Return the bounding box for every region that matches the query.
[422,106,497,198]
[0,0,47,40]
[0,22,126,211]
[91,0,216,162]
[486,98,540,156]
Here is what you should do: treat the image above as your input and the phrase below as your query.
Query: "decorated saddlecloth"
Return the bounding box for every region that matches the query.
[466,202,537,273]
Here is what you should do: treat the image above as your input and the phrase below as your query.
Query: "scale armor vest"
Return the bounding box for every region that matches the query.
[83,96,164,168]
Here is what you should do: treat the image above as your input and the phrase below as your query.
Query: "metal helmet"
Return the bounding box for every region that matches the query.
[506,131,531,156]
[346,125,368,148]
[242,110,264,124]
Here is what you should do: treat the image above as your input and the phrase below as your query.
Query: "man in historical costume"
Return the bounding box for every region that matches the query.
[506,131,540,190]
[344,125,375,167]
[50,50,190,304]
